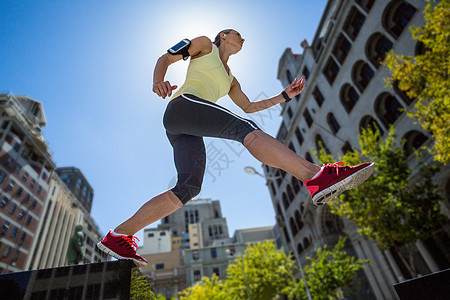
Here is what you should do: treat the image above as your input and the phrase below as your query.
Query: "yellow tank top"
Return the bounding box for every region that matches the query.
[171,44,233,103]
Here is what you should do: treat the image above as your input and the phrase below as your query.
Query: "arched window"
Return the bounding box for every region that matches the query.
[315,134,330,154]
[286,184,295,203]
[352,60,375,92]
[305,152,314,163]
[366,33,393,68]
[327,113,341,135]
[295,210,304,231]
[359,115,384,135]
[303,237,311,249]
[340,83,360,113]
[393,80,414,106]
[297,243,304,254]
[403,130,429,157]
[291,176,301,194]
[290,218,298,236]
[374,93,404,128]
[282,192,289,210]
[383,1,417,39]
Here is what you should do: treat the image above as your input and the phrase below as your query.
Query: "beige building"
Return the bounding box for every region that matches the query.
[0,93,55,273]
[29,171,109,269]
[140,250,185,299]
[270,0,450,299]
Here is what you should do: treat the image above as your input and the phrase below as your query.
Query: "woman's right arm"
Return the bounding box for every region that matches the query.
[152,36,212,99]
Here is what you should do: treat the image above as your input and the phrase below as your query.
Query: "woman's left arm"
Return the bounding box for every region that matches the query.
[229,77,305,113]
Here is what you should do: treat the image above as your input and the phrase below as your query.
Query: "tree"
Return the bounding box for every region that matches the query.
[179,274,229,300]
[287,237,369,300]
[225,240,296,300]
[314,127,445,278]
[180,240,368,300]
[384,0,450,164]
[130,267,156,300]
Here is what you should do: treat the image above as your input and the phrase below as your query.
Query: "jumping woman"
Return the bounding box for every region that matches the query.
[97,29,375,266]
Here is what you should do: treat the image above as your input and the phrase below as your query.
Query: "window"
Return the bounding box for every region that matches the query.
[352,61,375,92]
[303,109,313,128]
[9,203,16,214]
[160,231,166,236]
[194,270,201,281]
[22,172,29,182]
[26,215,32,225]
[148,233,154,238]
[36,185,42,195]
[42,172,47,180]
[155,264,165,270]
[287,107,293,119]
[343,6,366,40]
[2,221,9,234]
[303,66,310,80]
[383,2,417,39]
[11,226,18,238]
[0,197,8,208]
[24,193,30,203]
[374,93,404,128]
[30,179,36,189]
[16,187,23,197]
[295,128,304,145]
[14,165,21,174]
[323,57,340,84]
[3,246,11,258]
[18,209,25,220]
[312,87,325,107]
[13,143,20,152]
[286,70,294,83]
[213,267,220,277]
[7,156,13,166]
[332,34,352,64]
[31,200,37,209]
[0,172,6,183]
[8,180,15,190]
[211,248,217,259]
[341,142,353,154]
[327,113,341,134]
[340,84,360,113]
[193,250,199,260]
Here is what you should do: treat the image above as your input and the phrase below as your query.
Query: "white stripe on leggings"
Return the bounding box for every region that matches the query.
[181,94,258,130]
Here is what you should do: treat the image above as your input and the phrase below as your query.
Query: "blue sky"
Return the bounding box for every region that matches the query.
[0,0,327,243]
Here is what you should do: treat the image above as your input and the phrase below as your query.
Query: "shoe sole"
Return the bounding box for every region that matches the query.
[96,241,147,267]
[313,162,375,206]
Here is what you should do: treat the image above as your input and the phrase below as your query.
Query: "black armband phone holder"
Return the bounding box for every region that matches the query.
[282,90,292,102]
[168,38,191,61]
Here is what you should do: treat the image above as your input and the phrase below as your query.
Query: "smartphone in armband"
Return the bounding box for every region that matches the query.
[167,39,191,61]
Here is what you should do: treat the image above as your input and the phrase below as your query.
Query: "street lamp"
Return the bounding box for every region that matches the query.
[244,166,313,300]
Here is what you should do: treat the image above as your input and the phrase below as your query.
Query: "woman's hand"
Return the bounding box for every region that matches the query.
[153,81,178,99]
[285,76,306,98]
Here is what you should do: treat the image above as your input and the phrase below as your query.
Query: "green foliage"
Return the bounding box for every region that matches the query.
[130,268,156,300]
[225,240,296,300]
[179,274,229,300]
[384,0,450,164]
[180,240,367,300]
[288,237,369,300]
[314,126,444,277]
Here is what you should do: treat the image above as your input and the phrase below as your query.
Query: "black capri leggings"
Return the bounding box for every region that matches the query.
[163,94,260,204]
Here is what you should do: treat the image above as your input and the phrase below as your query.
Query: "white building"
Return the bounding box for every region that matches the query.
[139,228,172,255]
[269,1,450,299]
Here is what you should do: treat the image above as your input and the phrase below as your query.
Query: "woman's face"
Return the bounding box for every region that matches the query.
[223,30,245,53]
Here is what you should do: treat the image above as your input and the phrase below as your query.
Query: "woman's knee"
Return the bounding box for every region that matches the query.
[171,174,202,205]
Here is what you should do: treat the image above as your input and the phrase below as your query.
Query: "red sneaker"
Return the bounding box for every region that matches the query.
[305,162,375,206]
[97,230,148,266]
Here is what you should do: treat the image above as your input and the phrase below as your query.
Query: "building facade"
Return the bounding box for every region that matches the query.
[0,93,55,273]
[269,1,450,299]
[56,167,94,213]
